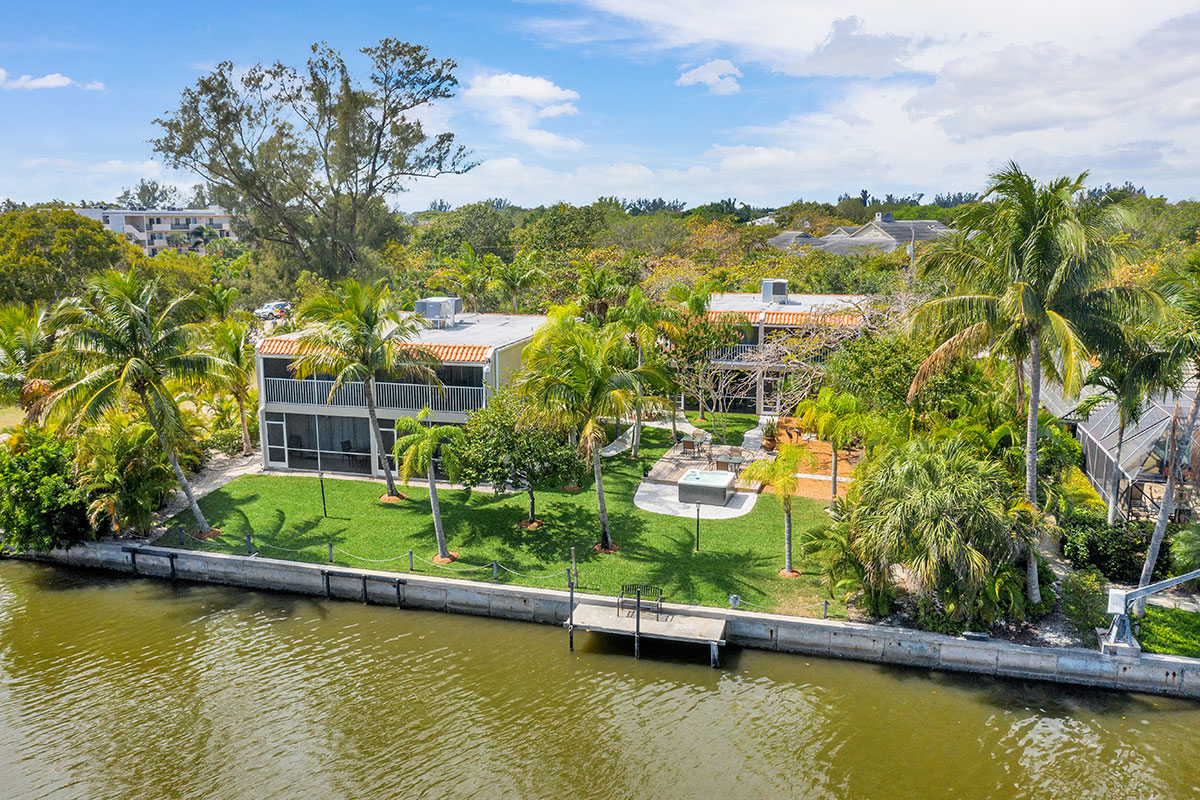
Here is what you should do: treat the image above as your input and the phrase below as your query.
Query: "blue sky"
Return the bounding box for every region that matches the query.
[3,1,1200,210]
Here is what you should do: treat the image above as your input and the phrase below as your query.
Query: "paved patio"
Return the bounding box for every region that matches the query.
[633,480,758,519]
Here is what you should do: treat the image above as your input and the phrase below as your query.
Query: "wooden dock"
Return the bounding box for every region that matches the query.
[567,602,728,666]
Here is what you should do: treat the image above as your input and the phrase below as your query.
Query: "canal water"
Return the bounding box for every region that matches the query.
[1,561,1198,800]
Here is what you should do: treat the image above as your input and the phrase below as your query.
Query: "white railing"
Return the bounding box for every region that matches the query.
[709,344,761,362]
[263,377,485,413]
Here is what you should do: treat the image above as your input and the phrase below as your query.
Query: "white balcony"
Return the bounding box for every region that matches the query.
[263,377,486,414]
[709,344,761,363]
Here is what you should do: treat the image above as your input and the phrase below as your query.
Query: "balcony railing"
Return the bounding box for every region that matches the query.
[710,344,761,363]
[264,377,485,413]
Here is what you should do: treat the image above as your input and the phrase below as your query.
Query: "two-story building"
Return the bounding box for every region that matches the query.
[700,280,868,414]
[74,206,237,257]
[256,303,546,477]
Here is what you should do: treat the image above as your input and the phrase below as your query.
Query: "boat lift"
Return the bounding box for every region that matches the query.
[1101,566,1200,654]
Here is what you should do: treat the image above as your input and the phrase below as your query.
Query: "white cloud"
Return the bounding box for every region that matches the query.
[677,59,742,95]
[514,1,1200,200]
[461,72,583,152]
[0,67,104,91]
[0,158,181,203]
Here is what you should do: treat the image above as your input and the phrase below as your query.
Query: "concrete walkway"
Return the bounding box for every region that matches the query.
[152,451,263,532]
[633,480,758,519]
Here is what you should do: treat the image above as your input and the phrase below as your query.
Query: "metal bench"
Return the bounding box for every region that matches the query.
[618,583,663,620]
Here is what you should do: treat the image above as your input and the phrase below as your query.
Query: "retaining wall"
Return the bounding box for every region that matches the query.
[29,541,1200,700]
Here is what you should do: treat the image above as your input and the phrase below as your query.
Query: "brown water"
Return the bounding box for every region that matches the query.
[1,561,1198,800]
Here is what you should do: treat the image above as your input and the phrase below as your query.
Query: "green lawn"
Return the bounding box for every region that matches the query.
[1139,606,1200,658]
[685,411,760,447]
[156,428,841,616]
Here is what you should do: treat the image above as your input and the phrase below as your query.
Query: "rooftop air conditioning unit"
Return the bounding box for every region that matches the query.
[414,296,463,328]
[761,279,789,305]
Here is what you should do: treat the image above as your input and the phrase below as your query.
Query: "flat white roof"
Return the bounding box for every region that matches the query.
[707,293,869,313]
[264,312,547,351]
[402,312,547,348]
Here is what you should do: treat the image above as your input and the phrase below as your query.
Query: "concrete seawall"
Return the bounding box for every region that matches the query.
[28,540,1200,700]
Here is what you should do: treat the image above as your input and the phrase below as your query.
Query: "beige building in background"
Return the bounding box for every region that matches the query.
[74,206,237,257]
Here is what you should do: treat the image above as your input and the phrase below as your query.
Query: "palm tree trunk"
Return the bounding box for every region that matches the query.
[136,387,211,534]
[148,414,210,534]
[1107,419,1126,526]
[830,446,839,508]
[237,395,252,456]
[1013,355,1026,416]
[1025,333,1042,605]
[428,463,451,560]
[1136,389,1200,613]
[784,506,793,573]
[593,447,612,550]
[365,376,399,497]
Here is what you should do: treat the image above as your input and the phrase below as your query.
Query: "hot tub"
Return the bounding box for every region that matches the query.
[678,469,736,506]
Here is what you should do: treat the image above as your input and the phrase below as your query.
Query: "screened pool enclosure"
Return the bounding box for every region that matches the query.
[1040,381,1196,520]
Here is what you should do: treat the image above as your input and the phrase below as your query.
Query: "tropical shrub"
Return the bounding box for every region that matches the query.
[0,426,91,551]
[837,437,1039,622]
[1169,525,1200,576]
[1059,509,1173,583]
[1060,569,1109,636]
[75,412,178,535]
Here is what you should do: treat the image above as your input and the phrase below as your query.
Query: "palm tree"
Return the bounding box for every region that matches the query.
[911,162,1137,603]
[847,437,1037,618]
[394,409,463,563]
[796,387,866,509]
[575,261,622,322]
[740,444,812,576]
[199,283,241,321]
[292,278,439,499]
[207,319,256,455]
[608,287,679,457]
[517,310,664,551]
[438,243,498,312]
[489,250,542,313]
[0,303,53,419]
[40,269,220,533]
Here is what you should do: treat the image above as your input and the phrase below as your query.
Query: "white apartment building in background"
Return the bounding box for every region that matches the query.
[73,206,237,257]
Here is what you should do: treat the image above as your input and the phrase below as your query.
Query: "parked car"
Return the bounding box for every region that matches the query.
[253,301,291,320]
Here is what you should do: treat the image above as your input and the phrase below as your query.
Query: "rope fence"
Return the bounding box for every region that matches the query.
[168,527,581,588]
[163,528,836,618]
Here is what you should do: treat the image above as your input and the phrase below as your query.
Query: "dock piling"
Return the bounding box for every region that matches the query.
[634,589,641,659]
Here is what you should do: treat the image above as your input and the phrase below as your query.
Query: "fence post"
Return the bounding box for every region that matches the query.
[570,546,577,586]
[245,533,253,555]
[408,549,414,572]
[492,560,498,580]
[178,529,184,546]
[729,594,740,609]
[328,542,334,563]
[823,600,828,619]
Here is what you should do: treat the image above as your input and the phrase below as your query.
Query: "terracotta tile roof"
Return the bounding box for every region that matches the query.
[257,337,491,363]
[258,336,300,356]
[706,310,760,323]
[762,311,863,327]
